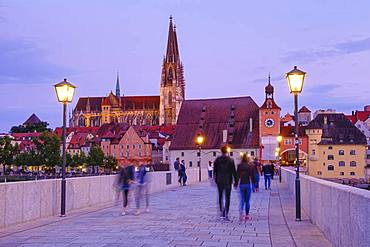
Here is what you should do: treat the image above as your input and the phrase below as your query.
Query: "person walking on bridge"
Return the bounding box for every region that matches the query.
[213,146,237,221]
[235,154,256,221]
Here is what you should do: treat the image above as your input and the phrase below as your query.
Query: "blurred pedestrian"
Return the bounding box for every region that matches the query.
[180,160,187,186]
[174,157,182,185]
[118,164,134,216]
[235,154,256,221]
[214,146,237,221]
[262,162,273,190]
[134,163,150,215]
[253,158,261,192]
[208,161,213,179]
[270,161,275,180]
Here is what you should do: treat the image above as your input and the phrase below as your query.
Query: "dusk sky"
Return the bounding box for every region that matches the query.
[0,0,369,132]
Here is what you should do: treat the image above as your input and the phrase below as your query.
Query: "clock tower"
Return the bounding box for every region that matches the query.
[259,76,281,161]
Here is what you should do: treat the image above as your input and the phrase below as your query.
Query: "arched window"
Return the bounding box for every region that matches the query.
[327,155,334,160]
[327,165,334,171]
[168,91,172,105]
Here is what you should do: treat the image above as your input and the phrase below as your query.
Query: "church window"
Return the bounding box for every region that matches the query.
[168,91,172,105]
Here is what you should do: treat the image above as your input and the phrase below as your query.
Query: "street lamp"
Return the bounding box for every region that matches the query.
[195,134,204,182]
[286,66,306,221]
[277,135,283,183]
[54,78,76,217]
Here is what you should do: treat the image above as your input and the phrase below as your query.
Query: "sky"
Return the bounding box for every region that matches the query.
[0,0,369,132]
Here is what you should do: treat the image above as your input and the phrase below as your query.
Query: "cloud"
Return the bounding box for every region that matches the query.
[282,37,370,64]
[252,75,285,84]
[305,83,341,95]
[0,39,74,84]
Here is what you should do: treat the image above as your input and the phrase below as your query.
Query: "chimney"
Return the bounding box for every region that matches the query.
[249,118,253,132]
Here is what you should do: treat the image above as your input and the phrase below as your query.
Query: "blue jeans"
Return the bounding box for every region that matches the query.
[239,184,252,215]
[264,174,271,189]
[253,174,260,191]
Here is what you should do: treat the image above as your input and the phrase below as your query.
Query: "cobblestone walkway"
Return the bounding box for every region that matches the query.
[0,180,330,247]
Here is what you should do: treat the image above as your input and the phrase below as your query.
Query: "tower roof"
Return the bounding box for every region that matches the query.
[265,75,274,94]
[116,72,121,97]
[165,16,180,63]
[23,113,42,125]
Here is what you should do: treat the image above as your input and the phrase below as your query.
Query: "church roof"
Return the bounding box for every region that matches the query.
[74,95,160,112]
[170,96,260,150]
[23,113,42,125]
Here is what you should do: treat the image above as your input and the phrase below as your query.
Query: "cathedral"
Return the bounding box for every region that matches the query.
[70,16,185,127]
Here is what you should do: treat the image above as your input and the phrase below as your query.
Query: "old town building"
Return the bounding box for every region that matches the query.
[306,113,367,180]
[70,16,185,127]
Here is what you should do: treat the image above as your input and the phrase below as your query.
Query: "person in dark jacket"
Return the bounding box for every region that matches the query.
[253,158,261,192]
[180,160,187,186]
[174,157,182,185]
[118,165,134,215]
[135,163,150,215]
[235,154,256,221]
[213,146,237,221]
[262,162,273,190]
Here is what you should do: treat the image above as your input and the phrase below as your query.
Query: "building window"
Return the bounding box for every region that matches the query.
[230,152,233,157]
[339,150,344,155]
[350,161,356,167]
[181,152,184,157]
[327,155,334,160]
[127,145,129,149]
[189,161,193,167]
[339,172,344,176]
[213,152,216,157]
[312,149,316,155]
[166,156,168,161]
[139,152,142,157]
[251,151,255,156]
[328,146,333,150]
[327,165,334,171]
[139,144,142,149]
[350,171,355,176]
[133,145,135,149]
[350,150,356,155]
[285,139,292,145]
[317,171,322,175]
[339,161,345,167]
[197,152,200,157]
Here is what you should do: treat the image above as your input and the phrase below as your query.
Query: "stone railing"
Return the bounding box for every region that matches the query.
[0,167,208,229]
[281,167,370,247]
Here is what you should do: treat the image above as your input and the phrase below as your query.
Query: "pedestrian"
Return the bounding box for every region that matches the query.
[174,157,182,185]
[235,154,256,221]
[208,161,213,179]
[134,163,150,215]
[118,164,134,216]
[262,162,273,190]
[253,158,261,192]
[180,160,187,186]
[213,145,237,221]
[270,161,275,180]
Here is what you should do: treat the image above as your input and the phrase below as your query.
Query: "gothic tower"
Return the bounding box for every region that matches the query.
[259,75,281,161]
[159,16,185,125]
[116,72,121,97]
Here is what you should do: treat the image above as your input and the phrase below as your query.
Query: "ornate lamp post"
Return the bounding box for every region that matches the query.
[54,78,76,217]
[277,135,283,183]
[195,134,204,182]
[286,66,306,221]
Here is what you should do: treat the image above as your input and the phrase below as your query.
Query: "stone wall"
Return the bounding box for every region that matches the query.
[281,167,370,247]
[0,168,206,229]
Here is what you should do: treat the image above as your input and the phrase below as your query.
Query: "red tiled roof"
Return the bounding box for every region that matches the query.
[346,110,370,124]
[54,127,99,137]
[97,123,130,139]
[74,95,160,112]
[170,96,260,150]
[298,106,311,113]
[23,114,42,125]
[280,126,307,137]
[12,132,41,140]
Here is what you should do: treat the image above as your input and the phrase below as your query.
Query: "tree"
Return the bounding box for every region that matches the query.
[88,146,104,174]
[33,132,61,172]
[0,136,18,175]
[10,121,51,133]
[14,151,32,172]
[103,156,117,173]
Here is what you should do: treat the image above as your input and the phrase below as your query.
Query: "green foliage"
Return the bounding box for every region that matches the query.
[88,146,104,167]
[33,132,61,168]
[10,122,51,133]
[0,136,19,174]
[103,156,117,170]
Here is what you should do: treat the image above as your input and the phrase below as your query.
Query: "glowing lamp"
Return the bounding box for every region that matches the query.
[54,78,76,103]
[286,66,306,94]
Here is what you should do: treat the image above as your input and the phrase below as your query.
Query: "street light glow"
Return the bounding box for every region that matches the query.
[277,136,283,143]
[286,66,306,94]
[196,135,204,145]
[54,79,76,103]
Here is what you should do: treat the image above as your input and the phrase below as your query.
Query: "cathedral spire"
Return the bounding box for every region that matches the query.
[115,71,121,97]
[165,15,180,63]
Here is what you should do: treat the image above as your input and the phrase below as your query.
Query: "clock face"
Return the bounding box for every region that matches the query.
[265,118,275,128]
